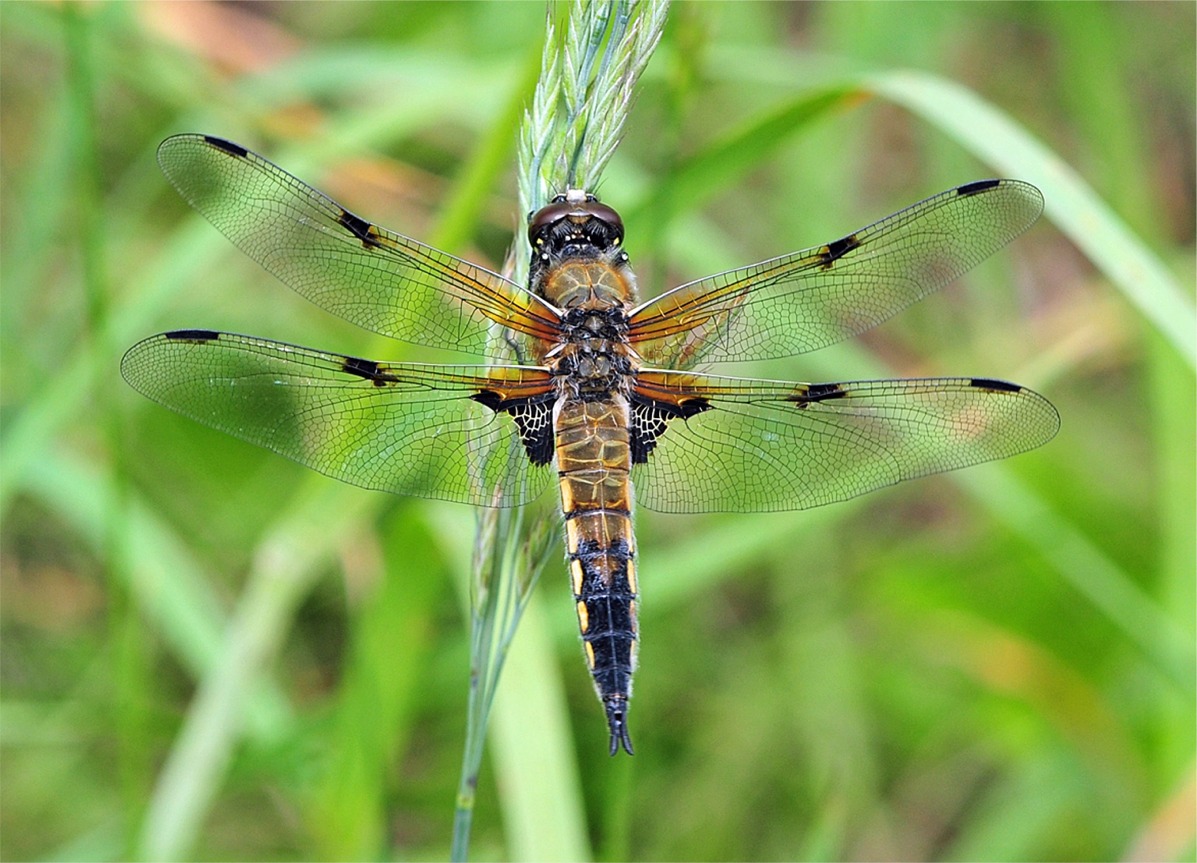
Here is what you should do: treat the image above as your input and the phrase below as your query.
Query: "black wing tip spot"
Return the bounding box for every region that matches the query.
[202,136,249,158]
[164,328,221,342]
[956,179,1003,197]
[970,377,1023,393]
[821,233,861,265]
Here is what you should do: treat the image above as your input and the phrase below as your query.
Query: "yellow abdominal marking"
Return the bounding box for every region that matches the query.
[570,559,585,596]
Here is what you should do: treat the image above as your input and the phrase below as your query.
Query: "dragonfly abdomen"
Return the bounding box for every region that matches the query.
[556,395,639,755]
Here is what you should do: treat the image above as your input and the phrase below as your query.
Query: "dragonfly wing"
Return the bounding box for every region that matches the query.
[629,370,1059,513]
[157,135,560,360]
[628,180,1044,367]
[121,330,557,506]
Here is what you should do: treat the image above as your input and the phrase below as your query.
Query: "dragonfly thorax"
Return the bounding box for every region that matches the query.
[551,308,637,396]
[562,306,630,340]
[536,258,638,311]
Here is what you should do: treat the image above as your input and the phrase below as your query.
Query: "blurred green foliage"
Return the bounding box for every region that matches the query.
[1,2,1194,861]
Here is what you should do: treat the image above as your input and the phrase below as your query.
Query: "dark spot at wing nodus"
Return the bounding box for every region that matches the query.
[342,356,398,386]
[337,209,383,249]
[789,382,847,406]
[969,377,1022,393]
[819,233,861,267]
[202,136,248,158]
[164,329,221,342]
[956,179,1002,197]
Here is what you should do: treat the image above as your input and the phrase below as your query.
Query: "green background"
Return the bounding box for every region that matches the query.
[2,2,1194,861]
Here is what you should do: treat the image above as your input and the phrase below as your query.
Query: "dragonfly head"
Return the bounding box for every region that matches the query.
[528,190,624,260]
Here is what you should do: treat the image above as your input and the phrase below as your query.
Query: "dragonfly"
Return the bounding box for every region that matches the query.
[123,134,1060,756]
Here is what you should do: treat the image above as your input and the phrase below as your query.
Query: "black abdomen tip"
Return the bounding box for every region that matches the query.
[605,696,634,756]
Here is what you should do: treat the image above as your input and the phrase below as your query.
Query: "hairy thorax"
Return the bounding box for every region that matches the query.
[540,259,642,400]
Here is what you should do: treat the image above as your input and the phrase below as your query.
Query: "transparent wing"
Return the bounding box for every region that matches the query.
[628,180,1044,367]
[121,330,556,506]
[157,134,560,360]
[630,370,1059,513]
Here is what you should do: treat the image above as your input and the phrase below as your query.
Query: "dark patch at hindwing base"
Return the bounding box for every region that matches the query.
[471,390,555,465]
[629,394,711,463]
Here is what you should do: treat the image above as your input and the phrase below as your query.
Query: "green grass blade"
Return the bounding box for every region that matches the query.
[22,448,294,738]
[956,465,1194,691]
[137,479,376,861]
[488,590,590,862]
[625,86,860,229]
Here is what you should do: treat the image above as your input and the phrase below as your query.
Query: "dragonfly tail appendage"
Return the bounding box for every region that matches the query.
[605,694,635,756]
